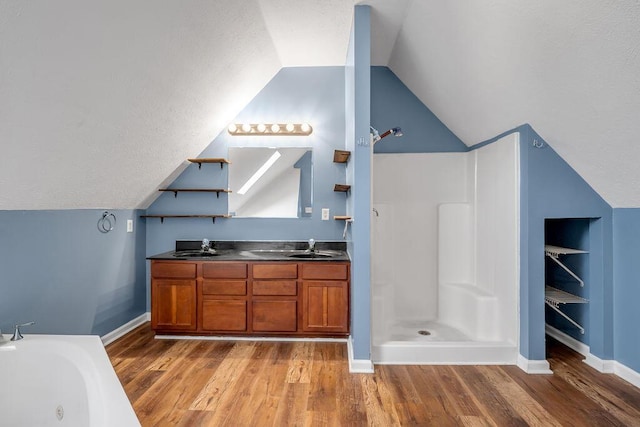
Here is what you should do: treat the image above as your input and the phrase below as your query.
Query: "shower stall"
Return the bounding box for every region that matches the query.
[371,133,520,364]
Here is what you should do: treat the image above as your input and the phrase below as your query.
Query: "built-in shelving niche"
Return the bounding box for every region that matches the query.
[544,218,590,344]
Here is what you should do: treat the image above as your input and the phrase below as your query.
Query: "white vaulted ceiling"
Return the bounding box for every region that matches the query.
[1,0,639,209]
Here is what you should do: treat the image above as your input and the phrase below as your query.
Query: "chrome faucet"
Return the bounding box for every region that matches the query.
[308,238,316,253]
[11,321,35,341]
[201,238,211,252]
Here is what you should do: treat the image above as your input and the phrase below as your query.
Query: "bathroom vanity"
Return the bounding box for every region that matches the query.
[148,241,350,337]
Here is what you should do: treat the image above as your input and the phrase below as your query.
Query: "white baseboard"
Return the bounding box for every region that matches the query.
[584,353,615,373]
[347,336,374,373]
[101,312,150,346]
[613,361,640,388]
[517,354,553,374]
[545,324,589,356]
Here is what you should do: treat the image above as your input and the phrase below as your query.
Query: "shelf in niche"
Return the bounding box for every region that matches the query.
[187,158,230,169]
[333,150,351,163]
[334,184,351,192]
[545,245,588,257]
[140,214,231,224]
[544,244,588,334]
[159,188,231,198]
[545,286,588,305]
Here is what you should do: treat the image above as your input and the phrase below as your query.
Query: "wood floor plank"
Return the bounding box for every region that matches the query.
[286,341,315,383]
[189,341,257,412]
[452,365,528,426]
[272,382,310,426]
[359,374,402,426]
[477,365,562,427]
[106,324,640,427]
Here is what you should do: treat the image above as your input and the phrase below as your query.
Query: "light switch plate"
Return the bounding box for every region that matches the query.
[321,208,330,220]
[127,219,133,233]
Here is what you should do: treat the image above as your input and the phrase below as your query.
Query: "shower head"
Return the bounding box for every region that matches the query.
[391,127,403,137]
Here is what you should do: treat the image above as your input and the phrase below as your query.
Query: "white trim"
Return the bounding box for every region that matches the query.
[155,334,347,343]
[545,324,589,356]
[613,361,640,389]
[101,312,150,346]
[584,353,615,373]
[348,336,374,373]
[517,354,553,374]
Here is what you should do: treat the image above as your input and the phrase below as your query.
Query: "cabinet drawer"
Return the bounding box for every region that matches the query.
[252,263,298,279]
[203,263,247,279]
[253,280,297,296]
[152,262,196,279]
[202,300,247,331]
[252,301,297,332]
[202,280,247,295]
[301,263,348,280]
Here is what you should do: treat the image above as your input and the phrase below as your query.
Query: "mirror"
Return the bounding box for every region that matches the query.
[228,147,312,218]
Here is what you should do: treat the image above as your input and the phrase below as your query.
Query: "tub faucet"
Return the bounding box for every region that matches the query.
[201,238,210,252]
[11,321,35,341]
[308,238,316,253]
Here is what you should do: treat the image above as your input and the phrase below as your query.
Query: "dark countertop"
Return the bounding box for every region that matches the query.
[147,240,350,262]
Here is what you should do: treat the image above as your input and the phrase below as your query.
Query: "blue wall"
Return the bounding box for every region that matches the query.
[612,209,640,372]
[345,5,372,361]
[0,209,146,336]
[370,66,467,153]
[515,124,613,361]
[145,67,348,307]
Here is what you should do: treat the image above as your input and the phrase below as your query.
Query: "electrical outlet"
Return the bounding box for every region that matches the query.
[127,219,133,233]
[321,208,330,220]
[305,207,312,214]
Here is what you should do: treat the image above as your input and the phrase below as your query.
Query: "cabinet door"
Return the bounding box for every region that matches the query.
[202,300,247,331]
[151,279,197,330]
[252,300,297,332]
[302,281,348,333]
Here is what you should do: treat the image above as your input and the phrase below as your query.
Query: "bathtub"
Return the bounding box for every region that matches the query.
[0,335,140,427]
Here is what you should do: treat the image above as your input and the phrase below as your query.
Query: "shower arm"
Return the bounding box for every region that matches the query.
[370,126,403,144]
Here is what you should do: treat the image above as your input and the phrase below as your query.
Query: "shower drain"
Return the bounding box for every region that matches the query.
[417,330,431,336]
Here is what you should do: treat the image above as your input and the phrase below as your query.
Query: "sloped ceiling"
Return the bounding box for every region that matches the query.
[1,0,639,209]
[0,0,283,209]
[387,0,640,207]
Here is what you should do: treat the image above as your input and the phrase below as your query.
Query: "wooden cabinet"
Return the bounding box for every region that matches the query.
[151,262,197,331]
[201,262,248,332]
[251,264,298,332]
[151,259,349,337]
[301,263,349,333]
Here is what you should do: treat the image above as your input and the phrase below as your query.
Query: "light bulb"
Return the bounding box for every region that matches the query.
[242,123,252,133]
[286,123,295,132]
[228,124,237,133]
[257,123,266,133]
[271,124,280,133]
[301,123,311,133]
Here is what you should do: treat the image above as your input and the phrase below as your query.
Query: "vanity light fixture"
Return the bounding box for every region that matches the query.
[227,123,313,136]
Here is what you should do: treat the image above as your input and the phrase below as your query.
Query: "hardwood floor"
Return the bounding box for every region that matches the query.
[107,324,640,426]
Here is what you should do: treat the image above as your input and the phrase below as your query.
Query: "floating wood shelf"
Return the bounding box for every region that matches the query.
[140,214,231,224]
[333,150,351,163]
[334,184,351,192]
[334,215,352,220]
[187,158,230,169]
[159,188,231,198]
